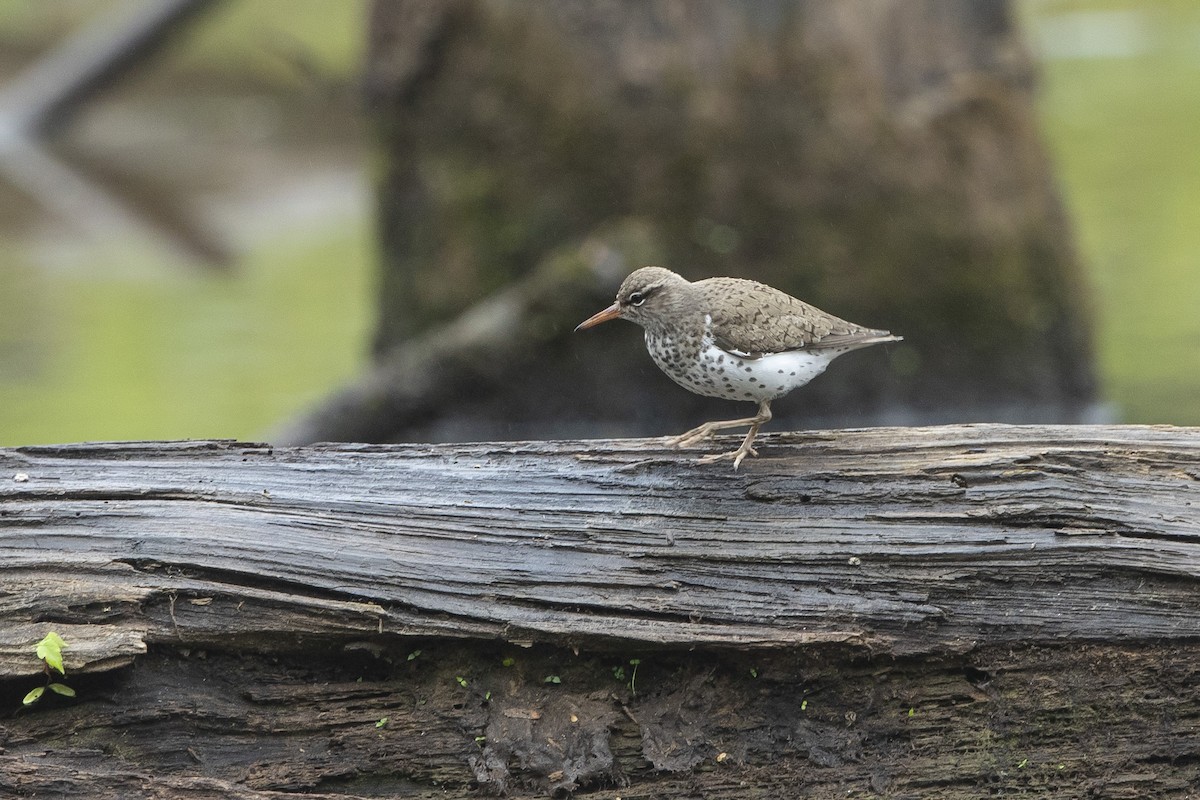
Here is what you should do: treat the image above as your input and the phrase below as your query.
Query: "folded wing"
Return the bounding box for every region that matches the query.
[699,277,900,357]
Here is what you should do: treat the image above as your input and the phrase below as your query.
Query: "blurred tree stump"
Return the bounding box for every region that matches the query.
[3,425,1200,797]
[328,0,1096,445]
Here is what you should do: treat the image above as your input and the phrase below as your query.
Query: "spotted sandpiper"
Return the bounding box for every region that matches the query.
[576,266,902,468]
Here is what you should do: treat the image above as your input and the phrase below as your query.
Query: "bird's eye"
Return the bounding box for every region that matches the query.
[628,291,647,307]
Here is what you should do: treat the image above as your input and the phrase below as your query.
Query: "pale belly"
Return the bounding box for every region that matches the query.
[646,334,835,403]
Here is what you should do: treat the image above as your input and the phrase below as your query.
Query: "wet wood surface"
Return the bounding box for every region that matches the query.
[2,424,1199,798]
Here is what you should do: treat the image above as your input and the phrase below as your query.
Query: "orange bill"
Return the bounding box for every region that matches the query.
[574,302,620,331]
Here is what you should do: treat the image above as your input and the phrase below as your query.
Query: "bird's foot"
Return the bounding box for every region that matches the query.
[696,443,759,470]
[666,417,763,449]
[667,407,770,468]
[665,423,719,449]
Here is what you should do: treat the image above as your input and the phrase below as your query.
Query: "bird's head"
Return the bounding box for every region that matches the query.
[575,266,694,333]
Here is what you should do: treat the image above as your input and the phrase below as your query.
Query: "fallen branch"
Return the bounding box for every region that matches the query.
[268,224,648,445]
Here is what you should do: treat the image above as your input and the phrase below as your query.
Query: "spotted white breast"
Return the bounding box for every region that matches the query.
[644,315,836,403]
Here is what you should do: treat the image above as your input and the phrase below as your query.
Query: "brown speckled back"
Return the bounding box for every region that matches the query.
[697,277,894,355]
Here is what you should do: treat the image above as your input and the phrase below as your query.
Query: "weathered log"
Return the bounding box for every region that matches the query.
[2,425,1199,798]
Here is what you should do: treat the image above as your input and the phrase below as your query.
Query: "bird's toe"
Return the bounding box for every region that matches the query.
[667,427,714,448]
[731,447,758,470]
[696,446,759,468]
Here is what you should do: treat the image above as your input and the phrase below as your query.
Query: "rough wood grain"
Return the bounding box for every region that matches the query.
[2,424,1199,798]
[2,424,1199,678]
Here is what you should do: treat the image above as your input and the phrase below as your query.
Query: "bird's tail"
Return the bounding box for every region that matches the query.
[811,330,903,353]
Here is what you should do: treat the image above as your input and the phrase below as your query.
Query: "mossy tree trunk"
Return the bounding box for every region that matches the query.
[349,0,1095,444]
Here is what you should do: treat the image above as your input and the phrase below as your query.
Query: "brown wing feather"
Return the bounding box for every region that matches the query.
[697,277,896,355]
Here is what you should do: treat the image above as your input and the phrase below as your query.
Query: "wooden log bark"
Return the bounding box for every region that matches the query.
[2,425,1199,797]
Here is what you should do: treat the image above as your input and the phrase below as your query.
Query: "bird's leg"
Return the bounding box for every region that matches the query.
[666,402,765,449]
[694,401,772,469]
[664,401,772,468]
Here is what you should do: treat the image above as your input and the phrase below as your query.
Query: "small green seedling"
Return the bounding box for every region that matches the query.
[455,676,469,688]
[23,632,75,707]
[801,699,808,711]
[376,717,389,728]
[543,675,561,684]
[613,659,642,693]
[407,650,422,661]
[501,657,515,667]
[749,667,759,679]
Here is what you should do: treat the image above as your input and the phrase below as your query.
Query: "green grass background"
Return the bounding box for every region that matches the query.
[0,1,374,445]
[1027,0,1200,424]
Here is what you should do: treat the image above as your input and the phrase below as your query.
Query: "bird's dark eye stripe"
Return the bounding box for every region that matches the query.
[626,284,659,307]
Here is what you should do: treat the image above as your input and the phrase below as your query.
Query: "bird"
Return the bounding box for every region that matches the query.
[575,266,901,468]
